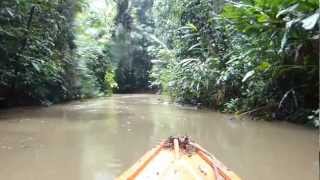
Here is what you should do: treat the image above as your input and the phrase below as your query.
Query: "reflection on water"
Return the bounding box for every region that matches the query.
[0,94,318,180]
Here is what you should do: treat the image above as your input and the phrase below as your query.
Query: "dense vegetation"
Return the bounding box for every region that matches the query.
[149,0,319,126]
[0,0,318,126]
[0,0,80,105]
[0,0,117,106]
[75,0,117,97]
[111,0,154,92]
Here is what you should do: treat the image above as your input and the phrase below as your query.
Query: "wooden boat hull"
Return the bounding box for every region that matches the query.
[117,137,241,180]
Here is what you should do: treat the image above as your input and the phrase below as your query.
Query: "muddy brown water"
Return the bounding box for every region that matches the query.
[0,94,318,180]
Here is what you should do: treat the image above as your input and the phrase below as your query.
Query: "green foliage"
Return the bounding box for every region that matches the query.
[0,0,117,106]
[221,0,319,121]
[224,98,240,113]
[1,0,318,127]
[111,0,154,93]
[75,0,117,98]
[104,70,118,95]
[168,58,218,105]
[149,48,176,94]
[151,0,319,126]
[0,0,84,105]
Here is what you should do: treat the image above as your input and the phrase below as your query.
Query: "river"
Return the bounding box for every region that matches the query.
[0,94,318,180]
